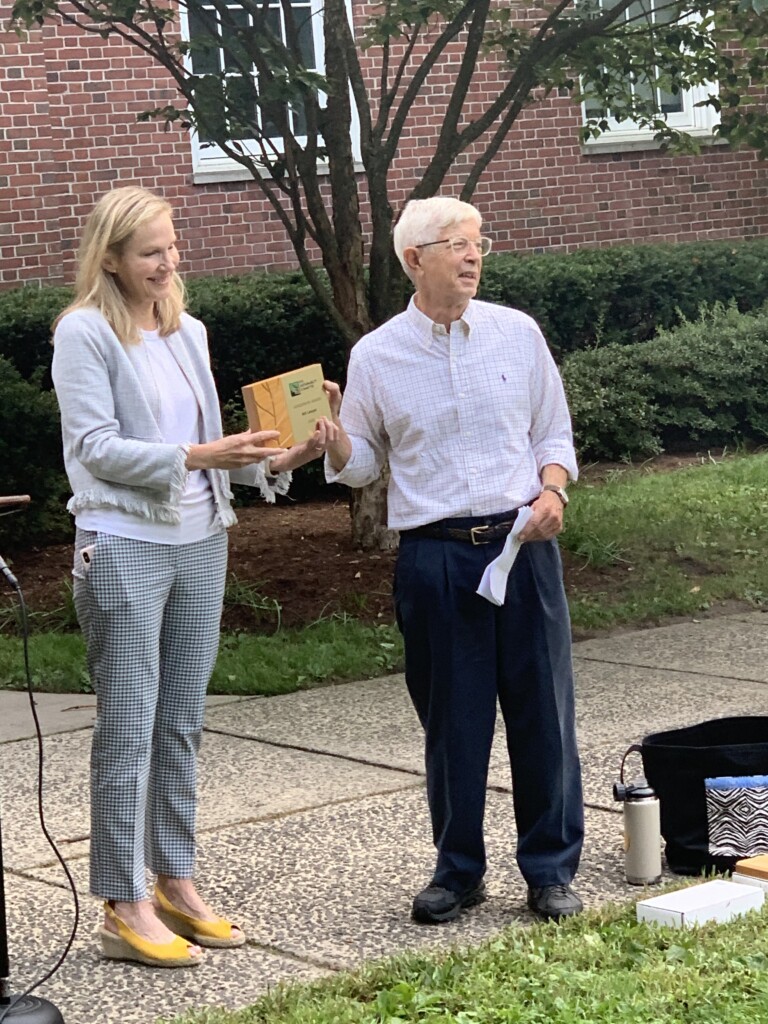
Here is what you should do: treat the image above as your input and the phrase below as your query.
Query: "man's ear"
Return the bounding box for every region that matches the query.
[403,247,421,274]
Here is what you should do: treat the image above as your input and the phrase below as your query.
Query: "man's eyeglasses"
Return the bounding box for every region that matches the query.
[415,236,493,257]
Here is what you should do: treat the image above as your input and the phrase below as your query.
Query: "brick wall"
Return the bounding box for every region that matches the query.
[1,6,767,291]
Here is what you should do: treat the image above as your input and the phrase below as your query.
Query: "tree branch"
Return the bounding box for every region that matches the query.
[381,0,476,163]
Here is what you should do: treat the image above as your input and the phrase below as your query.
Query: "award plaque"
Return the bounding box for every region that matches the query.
[241,363,331,448]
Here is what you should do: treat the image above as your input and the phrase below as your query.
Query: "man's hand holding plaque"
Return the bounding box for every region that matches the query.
[241,365,340,474]
[242,363,333,448]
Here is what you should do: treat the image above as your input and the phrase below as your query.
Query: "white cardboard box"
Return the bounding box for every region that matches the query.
[731,871,768,892]
[636,879,764,928]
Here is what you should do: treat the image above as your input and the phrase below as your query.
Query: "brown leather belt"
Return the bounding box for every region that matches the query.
[403,510,520,546]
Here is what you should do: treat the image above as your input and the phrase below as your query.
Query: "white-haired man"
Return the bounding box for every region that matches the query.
[324,197,584,924]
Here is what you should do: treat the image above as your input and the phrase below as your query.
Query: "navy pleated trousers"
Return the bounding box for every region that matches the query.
[394,531,584,892]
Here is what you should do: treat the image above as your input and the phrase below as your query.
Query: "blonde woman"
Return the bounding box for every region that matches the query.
[52,186,336,968]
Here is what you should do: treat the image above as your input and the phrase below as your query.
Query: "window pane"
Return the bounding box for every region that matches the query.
[584,99,605,119]
[291,100,307,137]
[583,79,604,119]
[188,4,221,75]
[653,0,679,27]
[193,74,225,142]
[296,10,316,68]
[632,71,654,107]
[658,86,683,114]
[261,115,283,140]
[226,74,258,134]
[222,7,249,72]
[626,0,653,26]
[264,6,281,39]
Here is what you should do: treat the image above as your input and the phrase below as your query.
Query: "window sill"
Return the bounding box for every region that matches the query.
[580,129,727,156]
[192,156,365,185]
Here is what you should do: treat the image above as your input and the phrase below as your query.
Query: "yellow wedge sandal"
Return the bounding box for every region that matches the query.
[100,901,203,968]
[154,886,246,949]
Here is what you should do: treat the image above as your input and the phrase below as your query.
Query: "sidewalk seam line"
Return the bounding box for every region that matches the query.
[203,726,426,777]
[575,655,768,684]
[243,941,344,972]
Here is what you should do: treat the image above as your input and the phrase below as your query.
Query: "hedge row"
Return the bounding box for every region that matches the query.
[4,301,767,546]
[2,239,768,547]
[479,237,768,357]
[562,303,768,460]
[0,273,343,403]
[0,357,71,546]
[3,237,768,403]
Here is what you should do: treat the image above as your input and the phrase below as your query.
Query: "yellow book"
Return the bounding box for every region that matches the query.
[241,363,331,448]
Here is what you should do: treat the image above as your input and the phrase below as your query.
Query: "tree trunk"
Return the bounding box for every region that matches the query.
[349,465,399,552]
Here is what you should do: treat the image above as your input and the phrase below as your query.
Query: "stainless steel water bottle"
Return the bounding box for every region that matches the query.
[613,777,662,885]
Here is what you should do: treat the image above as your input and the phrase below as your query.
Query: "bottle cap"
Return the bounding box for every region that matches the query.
[614,777,656,801]
[626,776,656,800]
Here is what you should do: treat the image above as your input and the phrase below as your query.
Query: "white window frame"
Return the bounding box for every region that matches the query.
[180,0,360,183]
[580,2,721,153]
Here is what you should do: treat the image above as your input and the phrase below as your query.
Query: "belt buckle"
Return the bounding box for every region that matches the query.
[470,524,491,545]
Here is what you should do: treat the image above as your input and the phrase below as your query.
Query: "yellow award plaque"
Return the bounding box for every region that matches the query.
[241,363,331,448]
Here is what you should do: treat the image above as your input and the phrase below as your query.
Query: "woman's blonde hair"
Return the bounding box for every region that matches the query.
[55,186,185,345]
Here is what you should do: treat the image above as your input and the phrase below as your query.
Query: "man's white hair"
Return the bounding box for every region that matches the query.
[394,198,482,281]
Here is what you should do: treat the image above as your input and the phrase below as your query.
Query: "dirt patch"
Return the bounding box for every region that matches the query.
[0,449,752,635]
[0,499,399,633]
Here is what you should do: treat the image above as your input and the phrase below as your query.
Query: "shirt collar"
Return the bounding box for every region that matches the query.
[406,296,474,349]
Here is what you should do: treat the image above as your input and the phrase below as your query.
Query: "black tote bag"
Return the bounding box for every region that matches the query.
[639,716,768,875]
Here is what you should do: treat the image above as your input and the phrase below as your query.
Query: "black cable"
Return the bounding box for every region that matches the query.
[0,568,79,1021]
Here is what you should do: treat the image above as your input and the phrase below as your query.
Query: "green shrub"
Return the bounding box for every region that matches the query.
[4,239,768,393]
[479,238,768,358]
[0,276,348,409]
[0,286,71,387]
[186,273,347,406]
[3,242,768,545]
[564,303,768,460]
[187,273,348,502]
[0,357,70,548]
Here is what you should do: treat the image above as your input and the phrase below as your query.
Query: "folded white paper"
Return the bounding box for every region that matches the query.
[476,506,533,606]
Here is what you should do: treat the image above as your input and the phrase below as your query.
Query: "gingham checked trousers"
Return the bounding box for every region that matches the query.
[72,527,228,901]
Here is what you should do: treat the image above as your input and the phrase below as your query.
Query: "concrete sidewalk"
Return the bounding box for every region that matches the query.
[1,610,767,1023]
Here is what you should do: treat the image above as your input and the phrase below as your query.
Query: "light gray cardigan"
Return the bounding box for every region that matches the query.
[52,307,289,528]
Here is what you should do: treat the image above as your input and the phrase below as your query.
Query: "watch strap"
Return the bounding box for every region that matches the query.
[541,483,568,507]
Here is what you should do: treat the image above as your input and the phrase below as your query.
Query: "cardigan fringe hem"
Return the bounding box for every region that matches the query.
[67,490,182,525]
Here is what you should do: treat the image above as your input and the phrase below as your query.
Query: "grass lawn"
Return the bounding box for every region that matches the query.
[563,451,768,632]
[1,451,767,694]
[169,899,768,1024]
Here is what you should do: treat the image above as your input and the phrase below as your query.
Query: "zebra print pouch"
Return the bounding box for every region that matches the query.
[705,775,768,859]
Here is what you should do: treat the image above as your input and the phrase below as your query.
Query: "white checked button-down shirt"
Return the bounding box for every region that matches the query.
[326,297,578,530]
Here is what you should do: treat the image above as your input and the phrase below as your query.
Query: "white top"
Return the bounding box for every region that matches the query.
[77,329,220,544]
[326,298,578,530]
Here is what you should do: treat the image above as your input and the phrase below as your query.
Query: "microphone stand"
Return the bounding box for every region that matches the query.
[0,496,65,1023]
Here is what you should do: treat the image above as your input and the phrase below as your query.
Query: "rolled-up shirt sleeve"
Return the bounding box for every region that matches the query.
[528,327,579,483]
[324,345,387,489]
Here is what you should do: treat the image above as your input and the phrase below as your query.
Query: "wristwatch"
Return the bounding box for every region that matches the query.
[541,484,569,507]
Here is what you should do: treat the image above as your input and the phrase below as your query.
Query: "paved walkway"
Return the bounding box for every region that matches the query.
[1,610,767,1023]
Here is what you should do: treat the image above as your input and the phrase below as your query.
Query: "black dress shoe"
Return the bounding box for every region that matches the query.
[411,881,486,924]
[527,884,583,921]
